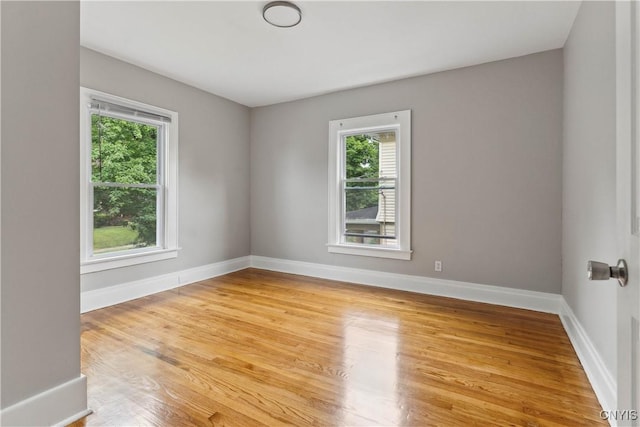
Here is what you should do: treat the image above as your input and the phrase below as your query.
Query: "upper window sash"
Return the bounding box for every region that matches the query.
[89,111,165,188]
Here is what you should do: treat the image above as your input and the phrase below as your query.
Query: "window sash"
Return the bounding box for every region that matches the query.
[339,127,400,248]
[344,177,397,182]
[90,182,160,189]
[344,184,396,191]
[89,184,164,255]
[90,109,164,185]
[340,179,399,244]
[343,233,397,240]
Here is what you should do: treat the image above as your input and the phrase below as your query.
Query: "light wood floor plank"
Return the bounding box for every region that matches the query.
[69,268,605,426]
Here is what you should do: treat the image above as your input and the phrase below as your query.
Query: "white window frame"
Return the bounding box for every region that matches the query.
[80,87,179,274]
[328,110,412,260]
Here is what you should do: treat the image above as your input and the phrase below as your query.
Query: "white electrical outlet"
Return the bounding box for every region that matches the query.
[435,260,442,272]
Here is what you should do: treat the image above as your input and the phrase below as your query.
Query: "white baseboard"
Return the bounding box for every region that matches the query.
[81,271,177,313]
[179,256,250,286]
[82,254,561,315]
[81,256,250,313]
[559,299,616,414]
[250,255,563,314]
[0,375,90,427]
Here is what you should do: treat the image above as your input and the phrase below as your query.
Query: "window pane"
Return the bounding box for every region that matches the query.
[344,186,396,246]
[93,186,157,254]
[91,114,158,184]
[344,131,396,179]
[345,187,379,216]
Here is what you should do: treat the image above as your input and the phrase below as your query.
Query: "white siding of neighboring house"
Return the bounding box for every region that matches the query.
[376,132,396,241]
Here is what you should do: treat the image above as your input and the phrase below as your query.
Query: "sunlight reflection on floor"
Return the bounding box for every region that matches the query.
[342,312,402,426]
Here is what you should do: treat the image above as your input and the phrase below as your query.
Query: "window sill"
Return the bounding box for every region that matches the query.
[81,248,179,274]
[327,244,412,260]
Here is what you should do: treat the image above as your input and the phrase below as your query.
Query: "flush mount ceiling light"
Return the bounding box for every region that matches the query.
[263,1,302,28]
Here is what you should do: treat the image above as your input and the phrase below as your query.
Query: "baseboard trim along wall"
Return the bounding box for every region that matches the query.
[0,375,90,427]
[250,256,563,314]
[79,254,614,417]
[80,256,251,313]
[559,299,616,414]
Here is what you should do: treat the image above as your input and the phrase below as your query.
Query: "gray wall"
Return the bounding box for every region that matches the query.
[562,1,617,376]
[1,1,81,408]
[80,48,251,292]
[251,50,564,293]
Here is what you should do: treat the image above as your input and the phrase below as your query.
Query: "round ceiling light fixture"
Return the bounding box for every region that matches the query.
[263,1,302,28]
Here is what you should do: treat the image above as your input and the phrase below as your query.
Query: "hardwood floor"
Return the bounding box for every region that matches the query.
[70,268,605,426]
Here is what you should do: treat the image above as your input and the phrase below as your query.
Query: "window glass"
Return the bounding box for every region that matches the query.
[343,131,397,247]
[92,186,158,254]
[90,113,161,256]
[91,115,158,184]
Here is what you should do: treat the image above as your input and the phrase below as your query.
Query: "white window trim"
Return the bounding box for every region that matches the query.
[80,87,179,274]
[327,110,412,260]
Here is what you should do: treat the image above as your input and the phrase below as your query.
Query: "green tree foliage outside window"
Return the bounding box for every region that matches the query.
[92,114,159,251]
[345,134,380,212]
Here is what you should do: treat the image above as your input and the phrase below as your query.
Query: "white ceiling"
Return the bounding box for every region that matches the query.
[81,1,580,107]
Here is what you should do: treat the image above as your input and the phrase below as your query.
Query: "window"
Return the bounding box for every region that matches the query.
[80,88,178,273]
[328,110,411,260]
